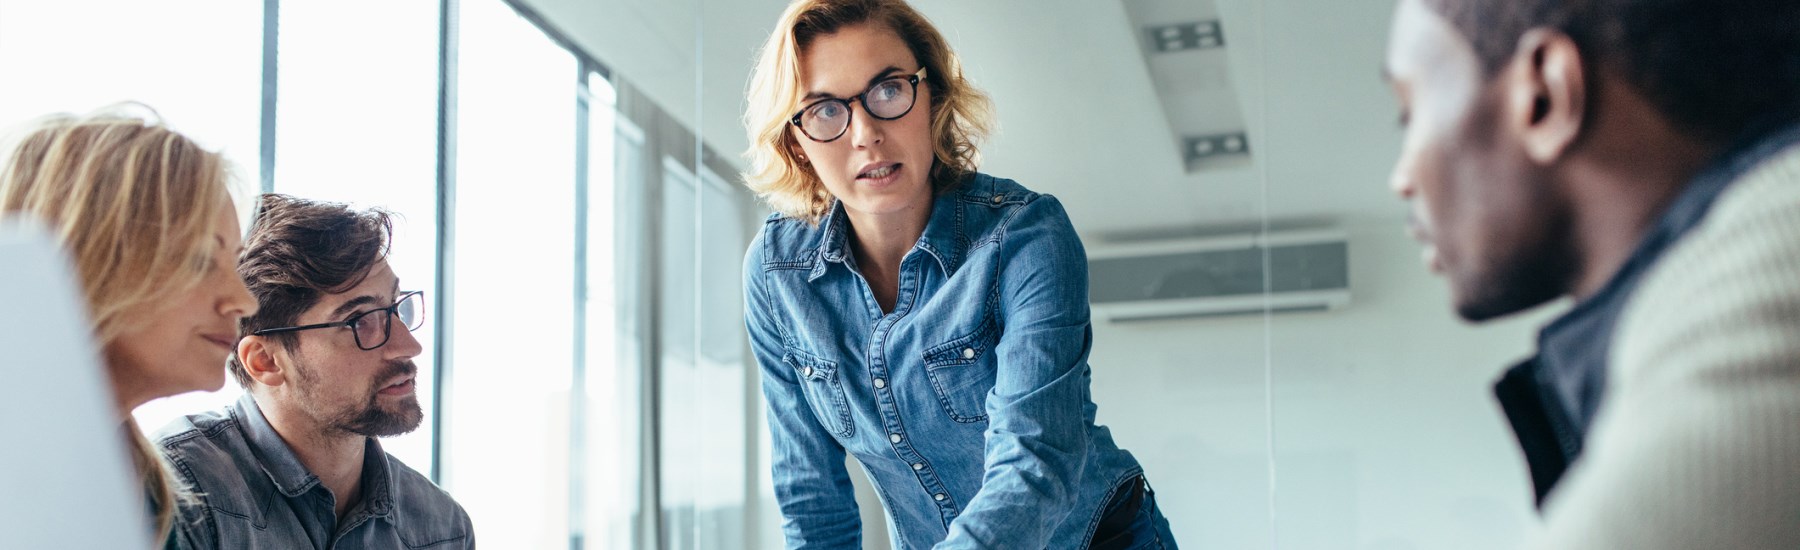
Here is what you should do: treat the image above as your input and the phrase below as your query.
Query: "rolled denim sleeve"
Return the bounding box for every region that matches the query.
[938,196,1094,549]
[745,231,863,549]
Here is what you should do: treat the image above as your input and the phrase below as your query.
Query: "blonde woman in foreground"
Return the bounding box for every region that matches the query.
[0,106,259,546]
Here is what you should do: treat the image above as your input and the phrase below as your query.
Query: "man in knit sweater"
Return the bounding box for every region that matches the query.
[1381,0,1800,547]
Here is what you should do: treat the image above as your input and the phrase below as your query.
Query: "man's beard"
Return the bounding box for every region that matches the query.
[293,358,424,438]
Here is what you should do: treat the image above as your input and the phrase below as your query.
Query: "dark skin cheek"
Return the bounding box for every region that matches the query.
[1412,138,1473,264]
[1444,137,1575,319]
[1436,97,1511,268]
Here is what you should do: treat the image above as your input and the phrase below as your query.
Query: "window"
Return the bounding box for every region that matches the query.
[270,0,443,473]
[4,3,763,548]
[0,0,262,177]
[442,0,580,546]
[658,159,754,549]
[580,72,640,550]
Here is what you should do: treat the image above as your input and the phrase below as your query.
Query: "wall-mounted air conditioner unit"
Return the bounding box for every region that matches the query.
[1088,228,1350,322]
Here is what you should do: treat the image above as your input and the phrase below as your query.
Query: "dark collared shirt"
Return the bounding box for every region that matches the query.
[156,395,473,549]
[1497,118,1800,505]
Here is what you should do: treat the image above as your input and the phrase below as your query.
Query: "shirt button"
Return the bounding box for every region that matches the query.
[962,348,975,360]
[991,195,1003,204]
[802,366,813,377]
[912,463,924,470]
[890,433,902,443]
[934,493,947,501]
[873,378,887,389]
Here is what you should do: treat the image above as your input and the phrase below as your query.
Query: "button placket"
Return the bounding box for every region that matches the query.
[863,257,963,517]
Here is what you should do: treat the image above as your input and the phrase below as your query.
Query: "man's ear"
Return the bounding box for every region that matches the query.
[237,335,289,388]
[1505,28,1587,164]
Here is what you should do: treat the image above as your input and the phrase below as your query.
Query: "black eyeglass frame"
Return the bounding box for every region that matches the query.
[789,67,929,143]
[250,290,425,351]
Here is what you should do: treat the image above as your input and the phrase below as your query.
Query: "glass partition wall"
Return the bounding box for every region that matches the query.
[1252,1,1552,548]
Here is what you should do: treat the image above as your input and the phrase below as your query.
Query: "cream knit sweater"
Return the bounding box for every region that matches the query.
[1527,142,1800,548]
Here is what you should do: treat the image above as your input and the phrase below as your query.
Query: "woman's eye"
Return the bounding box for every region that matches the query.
[813,102,845,120]
[870,82,900,102]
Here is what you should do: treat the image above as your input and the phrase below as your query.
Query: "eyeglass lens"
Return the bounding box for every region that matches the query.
[350,292,425,351]
[800,77,915,141]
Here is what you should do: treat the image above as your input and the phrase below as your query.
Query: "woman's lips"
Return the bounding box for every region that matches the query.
[856,162,902,187]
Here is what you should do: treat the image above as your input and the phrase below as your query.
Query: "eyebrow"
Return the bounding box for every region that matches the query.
[331,296,383,320]
[803,66,904,102]
[329,282,399,320]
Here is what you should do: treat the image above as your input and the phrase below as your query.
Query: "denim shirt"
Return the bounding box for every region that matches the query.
[745,173,1146,549]
[155,394,474,549]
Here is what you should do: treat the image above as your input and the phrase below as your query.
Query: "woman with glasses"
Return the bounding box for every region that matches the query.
[0,105,260,545]
[741,1,1176,548]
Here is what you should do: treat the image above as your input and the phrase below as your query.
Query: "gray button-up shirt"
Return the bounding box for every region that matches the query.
[156,395,473,549]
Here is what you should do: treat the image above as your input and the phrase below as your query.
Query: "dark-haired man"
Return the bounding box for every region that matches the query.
[156,194,472,549]
[1383,0,1800,546]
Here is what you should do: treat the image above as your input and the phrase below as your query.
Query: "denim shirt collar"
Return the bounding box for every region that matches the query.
[232,393,396,517]
[807,185,966,282]
[914,189,964,275]
[807,200,850,282]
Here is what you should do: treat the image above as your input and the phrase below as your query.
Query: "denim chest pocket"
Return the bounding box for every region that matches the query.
[783,347,855,439]
[921,316,1000,423]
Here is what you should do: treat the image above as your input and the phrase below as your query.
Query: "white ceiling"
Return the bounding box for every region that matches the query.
[519,0,1409,237]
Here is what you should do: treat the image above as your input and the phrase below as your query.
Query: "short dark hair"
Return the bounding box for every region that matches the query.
[229,194,393,387]
[1424,0,1800,142]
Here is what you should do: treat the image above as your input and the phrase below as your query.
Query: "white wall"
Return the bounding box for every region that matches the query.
[1088,217,1562,550]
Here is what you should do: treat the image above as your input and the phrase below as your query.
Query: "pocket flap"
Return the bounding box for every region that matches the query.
[922,316,998,368]
[782,347,837,379]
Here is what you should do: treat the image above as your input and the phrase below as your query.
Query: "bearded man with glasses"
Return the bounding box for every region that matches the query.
[155,194,473,549]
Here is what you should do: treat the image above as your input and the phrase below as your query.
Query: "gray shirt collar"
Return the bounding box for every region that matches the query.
[231,393,396,517]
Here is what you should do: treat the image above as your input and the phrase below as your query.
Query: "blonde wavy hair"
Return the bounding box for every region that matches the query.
[744,0,995,223]
[0,104,235,541]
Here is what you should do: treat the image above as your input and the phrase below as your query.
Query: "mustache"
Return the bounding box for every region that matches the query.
[374,359,419,389]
